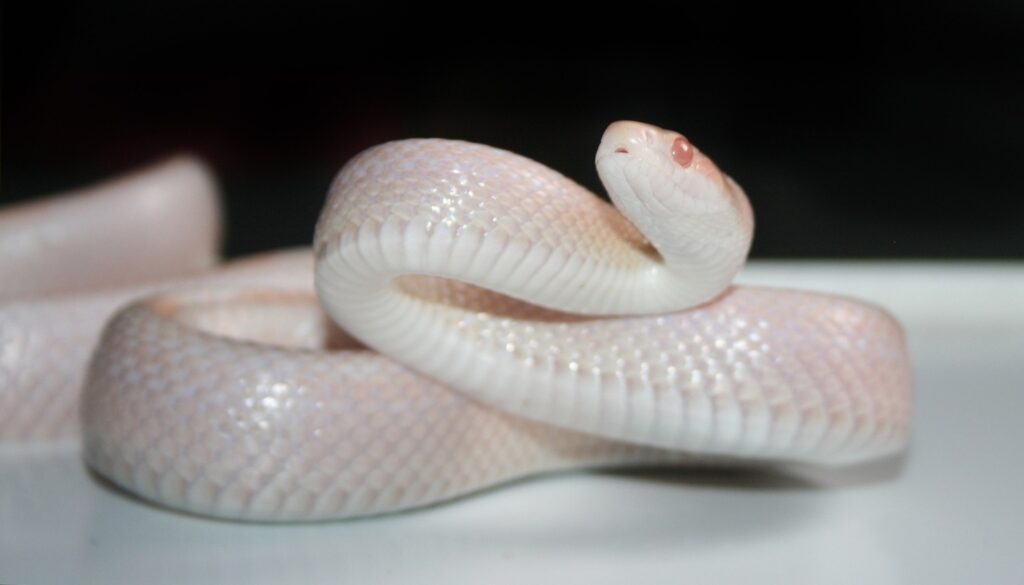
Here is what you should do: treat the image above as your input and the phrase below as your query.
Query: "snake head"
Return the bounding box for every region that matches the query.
[596,121,736,196]
[594,121,754,286]
[596,119,751,220]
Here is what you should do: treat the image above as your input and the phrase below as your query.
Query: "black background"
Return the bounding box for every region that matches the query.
[4,3,1022,259]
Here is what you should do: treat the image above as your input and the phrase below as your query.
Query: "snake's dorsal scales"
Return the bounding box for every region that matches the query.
[2,122,911,521]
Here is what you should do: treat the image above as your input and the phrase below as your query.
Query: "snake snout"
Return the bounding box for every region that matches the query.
[601,120,662,160]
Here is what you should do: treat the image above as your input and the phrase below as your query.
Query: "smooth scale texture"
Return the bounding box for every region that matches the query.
[82,291,687,521]
[0,159,319,441]
[315,123,911,466]
[1,158,221,440]
[5,122,913,521]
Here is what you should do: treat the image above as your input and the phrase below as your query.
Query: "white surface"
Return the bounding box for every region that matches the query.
[2,262,1022,585]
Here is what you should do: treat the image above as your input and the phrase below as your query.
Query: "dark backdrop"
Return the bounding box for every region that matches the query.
[4,3,1022,259]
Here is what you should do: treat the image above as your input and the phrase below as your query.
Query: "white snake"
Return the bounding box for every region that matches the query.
[2,122,912,521]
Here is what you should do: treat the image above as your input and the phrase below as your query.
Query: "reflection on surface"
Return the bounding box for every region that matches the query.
[3,442,827,584]
[2,269,1022,585]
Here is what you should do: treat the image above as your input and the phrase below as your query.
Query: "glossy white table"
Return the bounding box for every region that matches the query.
[3,262,1022,585]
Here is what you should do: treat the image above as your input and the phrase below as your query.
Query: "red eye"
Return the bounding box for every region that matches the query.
[671,136,694,167]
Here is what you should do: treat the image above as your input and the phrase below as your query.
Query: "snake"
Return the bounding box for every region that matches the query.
[0,159,312,440]
[3,121,912,521]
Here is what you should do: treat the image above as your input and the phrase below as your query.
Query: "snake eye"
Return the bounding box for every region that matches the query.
[671,136,694,168]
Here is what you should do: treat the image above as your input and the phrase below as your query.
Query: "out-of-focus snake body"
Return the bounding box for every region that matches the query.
[1,122,912,521]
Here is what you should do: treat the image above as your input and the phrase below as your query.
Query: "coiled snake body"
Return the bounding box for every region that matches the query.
[2,122,912,521]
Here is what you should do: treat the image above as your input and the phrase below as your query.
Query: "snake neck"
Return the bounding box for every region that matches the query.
[314,138,750,316]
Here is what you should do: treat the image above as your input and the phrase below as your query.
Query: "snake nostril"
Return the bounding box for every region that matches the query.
[614,147,629,154]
